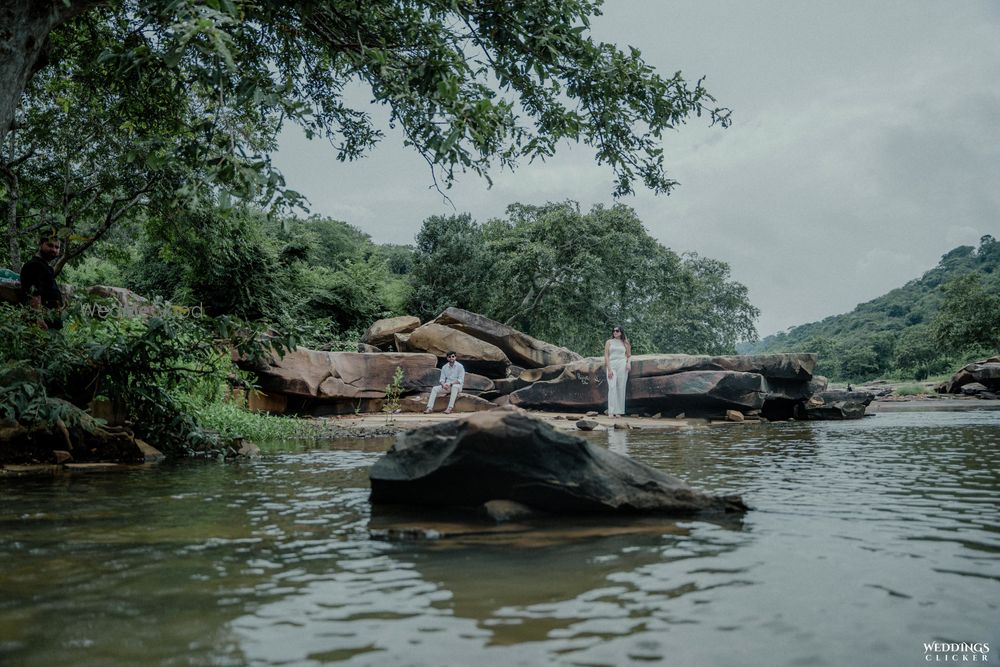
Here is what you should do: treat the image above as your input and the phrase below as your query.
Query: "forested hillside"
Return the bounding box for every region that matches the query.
[742,235,1000,380]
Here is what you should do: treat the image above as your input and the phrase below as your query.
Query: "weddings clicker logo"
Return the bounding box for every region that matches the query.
[924,642,990,662]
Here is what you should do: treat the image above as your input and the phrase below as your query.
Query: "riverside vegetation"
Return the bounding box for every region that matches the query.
[742,234,1000,382]
[1,2,995,460]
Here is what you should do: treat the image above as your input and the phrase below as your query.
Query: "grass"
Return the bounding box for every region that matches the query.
[193,399,321,442]
[895,384,930,396]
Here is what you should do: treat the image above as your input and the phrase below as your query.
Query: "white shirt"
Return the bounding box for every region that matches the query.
[439,360,465,386]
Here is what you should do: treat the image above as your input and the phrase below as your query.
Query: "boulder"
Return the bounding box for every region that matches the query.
[85,285,160,317]
[369,409,747,515]
[725,410,744,422]
[403,393,495,413]
[0,281,18,304]
[799,390,874,420]
[961,382,990,396]
[406,323,511,377]
[430,307,581,368]
[247,390,288,414]
[966,362,1000,389]
[576,419,598,431]
[508,369,767,412]
[239,349,439,399]
[938,359,1000,393]
[361,316,421,348]
[357,343,381,353]
[393,332,411,352]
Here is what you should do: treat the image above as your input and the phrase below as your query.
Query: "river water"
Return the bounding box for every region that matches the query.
[1,410,998,666]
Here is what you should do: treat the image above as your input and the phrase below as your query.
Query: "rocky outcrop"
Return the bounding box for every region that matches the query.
[798,390,874,420]
[938,358,1000,393]
[240,349,440,399]
[361,316,421,349]
[430,307,582,368]
[406,323,511,377]
[369,409,748,515]
[508,368,767,412]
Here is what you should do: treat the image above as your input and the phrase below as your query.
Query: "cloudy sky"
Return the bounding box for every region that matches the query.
[273,0,1000,337]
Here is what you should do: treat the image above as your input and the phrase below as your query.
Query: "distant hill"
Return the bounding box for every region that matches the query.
[740,235,1000,380]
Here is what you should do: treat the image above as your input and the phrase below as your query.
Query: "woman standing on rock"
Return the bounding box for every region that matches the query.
[604,326,631,417]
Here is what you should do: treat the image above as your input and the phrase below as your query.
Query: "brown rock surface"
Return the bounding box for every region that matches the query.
[430,307,581,368]
[406,323,511,377]
[241,349,439,399]
[361,316,421,348]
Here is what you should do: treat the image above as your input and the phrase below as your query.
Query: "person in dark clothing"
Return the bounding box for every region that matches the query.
[19,234,64,329]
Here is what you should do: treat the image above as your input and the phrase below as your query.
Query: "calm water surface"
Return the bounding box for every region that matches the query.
[1,411,998,666]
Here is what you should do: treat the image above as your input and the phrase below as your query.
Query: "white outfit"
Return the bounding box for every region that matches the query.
[427,360,465,410]
[606,339,628,416]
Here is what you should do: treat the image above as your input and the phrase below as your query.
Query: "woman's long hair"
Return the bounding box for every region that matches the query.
[611,325,629,345]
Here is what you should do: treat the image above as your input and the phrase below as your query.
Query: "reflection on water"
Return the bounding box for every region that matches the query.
[1,412,998,666]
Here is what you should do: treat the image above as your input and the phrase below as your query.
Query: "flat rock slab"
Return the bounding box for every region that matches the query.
[519,353,817,385]
[508,370,767,412]
[369,409,747,515]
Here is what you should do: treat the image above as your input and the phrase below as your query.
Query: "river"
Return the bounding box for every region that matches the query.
[2,410,998,666]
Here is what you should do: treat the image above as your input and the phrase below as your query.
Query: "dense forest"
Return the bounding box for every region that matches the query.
[742,235,1000,381]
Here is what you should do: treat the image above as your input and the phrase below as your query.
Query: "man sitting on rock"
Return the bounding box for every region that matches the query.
[425,351,465,414]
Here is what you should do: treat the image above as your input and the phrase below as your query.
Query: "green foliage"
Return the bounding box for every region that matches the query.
[4,0,732,272]
[407,202,758,355]
[192,400,319,442]
[0,302,294,458]
[750,235,1000,380]
[895,384,929,396]
[933,271,1000,355]
[382,366,405,424]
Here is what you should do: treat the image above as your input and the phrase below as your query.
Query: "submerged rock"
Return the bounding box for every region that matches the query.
[369,409,748,515]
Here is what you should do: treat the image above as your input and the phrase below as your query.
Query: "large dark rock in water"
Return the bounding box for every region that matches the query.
[369,410,748,515]
[430,307,582,369]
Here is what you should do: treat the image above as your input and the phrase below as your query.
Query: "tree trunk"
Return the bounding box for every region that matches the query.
[0,0,101,147]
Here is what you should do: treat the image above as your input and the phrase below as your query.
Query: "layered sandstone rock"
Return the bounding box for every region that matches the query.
[406,323,511,377]
[369,409,748,514]
[240,349,440,399]
[430,307,581,368]
[361,316,421,349]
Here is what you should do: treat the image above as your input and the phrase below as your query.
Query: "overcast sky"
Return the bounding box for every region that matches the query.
[272,0,1000,337]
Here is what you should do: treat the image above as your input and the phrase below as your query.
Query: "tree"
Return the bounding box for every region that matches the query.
[406,202,758,355]
[934,273,1000,355]
[2,0,730,212]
